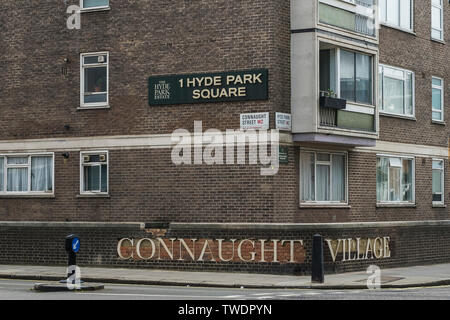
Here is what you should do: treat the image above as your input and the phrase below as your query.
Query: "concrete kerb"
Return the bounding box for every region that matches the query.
[33,282,104,292]
[2,273,450,290]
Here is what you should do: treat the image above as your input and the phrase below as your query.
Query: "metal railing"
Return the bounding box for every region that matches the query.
[355,14,375,36]
[355,0,374,7]
[319,107,337,127]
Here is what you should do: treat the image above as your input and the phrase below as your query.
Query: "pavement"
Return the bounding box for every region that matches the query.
[1,263,450,290]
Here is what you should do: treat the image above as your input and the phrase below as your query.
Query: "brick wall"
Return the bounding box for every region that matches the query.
[378,0,450,147]
[0,0,290,139]
[0,146,448,224]
[1,222,449,275]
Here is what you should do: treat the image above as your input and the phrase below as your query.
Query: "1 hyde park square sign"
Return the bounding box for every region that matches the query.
[149,69,269,106]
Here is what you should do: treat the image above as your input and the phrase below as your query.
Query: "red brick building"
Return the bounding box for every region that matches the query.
[0,0,449,275]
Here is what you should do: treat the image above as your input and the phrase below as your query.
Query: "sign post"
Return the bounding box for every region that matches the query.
[62,234,81,284]
[311,234,325,283]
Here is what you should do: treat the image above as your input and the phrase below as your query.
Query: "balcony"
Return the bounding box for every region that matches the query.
[319,0,376,37]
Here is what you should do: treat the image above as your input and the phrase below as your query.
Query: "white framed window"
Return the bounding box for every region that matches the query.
[0,153,54,195]
[80,151,108,194]
[379,64,414,117]
[377,155,414,203]
[80,52,109,108]
[80,0,110,11]
[432,0,443,41]
[379,0,413,31]
[300,150,347,204]
[320,47,374,105]
[432,77,444,122]
[432,159,444,204]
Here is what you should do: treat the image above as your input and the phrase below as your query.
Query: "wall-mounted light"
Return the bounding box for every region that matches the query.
[62,153,70,159]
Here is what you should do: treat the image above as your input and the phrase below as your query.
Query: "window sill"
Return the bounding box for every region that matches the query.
[300,204,351,209]
[78,105,110,110]
[432,203,446,208]
[77,194,110,198]
[379,112,416,121]
[431,38,445,45]
[431,120,445,125]
[379,23,416,36]
[376,203,416,208]
[0,194,55,198]
[80,7,111,13]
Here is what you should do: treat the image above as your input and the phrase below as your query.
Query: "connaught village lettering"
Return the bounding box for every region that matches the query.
[117,236,391,264]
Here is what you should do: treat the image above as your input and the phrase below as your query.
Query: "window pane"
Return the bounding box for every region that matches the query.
[432,78,442,86]
[433,193,443,202]
[378,66,384,109]
[389,166,401,201]
[377,157,389,201]
[433,111,442,121]
[389,157,402,167]
[402,159,413,201]
[300,152,315,201]
[317,164,330,201]
[84,93,107,104]
[331,155,346,202]
[400,0,411,29]
[384,66,404,79]
[405,73,413,115]
[340,50,355,101]
[84,165,100,192]
[84,67,107,93]
[7,157,28,165]
[433,160,444,170]
[356,54,372,104]
[83,0,109,8]
[0,157,3,191]
[386,0,399,26]
[379,0,386,22]
[317,153,331,162]
[7,168,28,192]
[432,88,442,111]
[319,50,337,95]
[101,164,108,193]
[432,7,442,30]
[432,29,442,40]
[84,55,108,65]
[31,156,53,192]
[383,77,404,114]
[432,170,442,194]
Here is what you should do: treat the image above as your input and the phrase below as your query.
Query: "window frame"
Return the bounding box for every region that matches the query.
[432,158,445,205]
[80,52,109,109]
[80,0,110,12]
[379,0,414,32]
[80,150,109,195]
[376,154,415,204]
[299,149,349,205]
[379,64,415,118]
[0,153,55,196]
[431,0,444,41]
[320,47,375,107]
[432,76,444,122]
